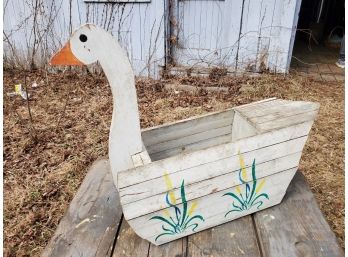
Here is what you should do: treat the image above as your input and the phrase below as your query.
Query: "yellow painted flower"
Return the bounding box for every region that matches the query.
[163,171,176,204]
[238,150,248,181]
[235,185,242,194]
[255,179,266,194]
[188,201,198,216]
[162,208,171,218]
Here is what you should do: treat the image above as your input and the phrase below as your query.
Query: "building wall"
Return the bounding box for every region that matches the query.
[3,0,301,77]
[173,0,301,73]
[3,0,165,78]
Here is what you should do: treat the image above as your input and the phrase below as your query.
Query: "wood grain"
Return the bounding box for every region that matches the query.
[112,220,150,257]
[142,109,234,147]
[253,172,344,257]
[187,216,261,257]
[119,121,312,188]
[42,159,123,257]
[148,238,187,257]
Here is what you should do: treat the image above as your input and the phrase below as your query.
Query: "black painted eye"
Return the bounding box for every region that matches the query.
[79,34,87,42]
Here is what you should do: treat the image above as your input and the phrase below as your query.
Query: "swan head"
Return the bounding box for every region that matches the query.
[50,24,100,66]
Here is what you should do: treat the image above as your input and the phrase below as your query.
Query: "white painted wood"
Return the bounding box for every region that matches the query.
[132,154,144,168]
[231,111,257,142]
[236,0,264,71]
[52,24,148,187]
[129,168,297,245]
[115,98,318,245]
[4,0,165,77]
[234,99,320,132]
[233,97,277,110]
[119,120,313,188]
[234,98,287,112]
[175,0,244,68]
[150,134,232,161]
[238,100,319,118]
[120,150,302,205]
[140,150,152,165]
[147,125,232,154]
[122,136,307,220]
[5,0,301,74]
[267,0,302,72]
[142,109,234,147]
[256,111,317,132]
[45,24,319,247]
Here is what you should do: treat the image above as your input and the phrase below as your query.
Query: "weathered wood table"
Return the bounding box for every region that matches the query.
[42,159,343,257]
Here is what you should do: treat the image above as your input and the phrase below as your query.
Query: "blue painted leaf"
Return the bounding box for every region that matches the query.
[180,180,188,226]
[150,216,176,230]
[155,232,175,241]
[223,192,245,207]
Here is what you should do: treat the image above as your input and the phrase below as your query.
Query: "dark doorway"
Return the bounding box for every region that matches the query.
[291,0,345,67]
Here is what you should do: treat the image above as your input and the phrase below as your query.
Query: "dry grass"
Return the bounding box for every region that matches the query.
[3,69,344,256]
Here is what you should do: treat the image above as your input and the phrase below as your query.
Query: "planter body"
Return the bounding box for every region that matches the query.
[117,98,319,245]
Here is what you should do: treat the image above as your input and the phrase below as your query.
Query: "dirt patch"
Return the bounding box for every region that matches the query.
[3,69,344,256]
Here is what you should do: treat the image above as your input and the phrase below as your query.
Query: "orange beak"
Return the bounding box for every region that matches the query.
[50,42,84,66]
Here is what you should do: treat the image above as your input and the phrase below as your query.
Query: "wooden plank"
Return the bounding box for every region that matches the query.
[118,122,312,189]
[142,109,234,147]
[150,134,231,161]
[256,111,318,132]
[127,168,297,245]
[42,159,123,257]
[147,125,232,155]
[140,150,152,165]
[233,98,279,111]
[253,172,344,257]
[120,151,302,206]
[242,101,319,120]
[112,219,150,257]
[231,111,257,142]
[125,165,298,221]
[132,154,144,168]
[148,238,186,257]
[187,216,261,257]
[250,106,319,124]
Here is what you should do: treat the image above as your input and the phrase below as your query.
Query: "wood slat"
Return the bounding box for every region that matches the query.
[148,238,187,257]
[122,135,306,219]
[187,216,262,257]
[118,121,312,189]
[127,168,297,244]
[142,109,234,147]
[256,110,318,132]
[112,220,150,257]
[234,98,285,111]
[253,172,344,257]
[231,111,257,142]
[120,140,305,207]
[147,125,232,154]
[150,134,231,161]
[42,159,123,257]
[241,101,319,119]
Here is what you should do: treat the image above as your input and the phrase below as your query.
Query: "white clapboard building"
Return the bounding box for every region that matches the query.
[4,0,302,78]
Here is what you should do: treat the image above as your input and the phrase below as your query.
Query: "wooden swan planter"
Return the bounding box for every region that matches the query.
[51,24,319,245]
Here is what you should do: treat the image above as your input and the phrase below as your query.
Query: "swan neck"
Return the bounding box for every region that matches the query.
[96,37,143,159]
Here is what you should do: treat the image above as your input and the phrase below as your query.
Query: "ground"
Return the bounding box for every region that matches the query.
[3,69,344,256]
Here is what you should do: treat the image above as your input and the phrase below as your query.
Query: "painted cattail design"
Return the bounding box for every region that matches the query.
[223,152,269,217]
[150,172,205,241]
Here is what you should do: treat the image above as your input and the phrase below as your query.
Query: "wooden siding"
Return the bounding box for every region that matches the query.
[174,0,302,73]
[3,0,301,77]
[3,0,165,78]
